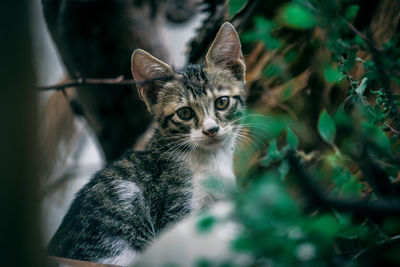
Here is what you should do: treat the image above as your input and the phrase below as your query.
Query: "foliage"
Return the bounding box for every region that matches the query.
[196,0,400,266]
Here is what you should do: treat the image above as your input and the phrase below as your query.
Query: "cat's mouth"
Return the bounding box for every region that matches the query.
[200,136,226,149]
[190,130,231,150]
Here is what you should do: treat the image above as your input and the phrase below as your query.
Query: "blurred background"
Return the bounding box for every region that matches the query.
[1,0,400,266]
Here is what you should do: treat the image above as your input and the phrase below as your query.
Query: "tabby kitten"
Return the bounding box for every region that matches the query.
[48,22,246,266]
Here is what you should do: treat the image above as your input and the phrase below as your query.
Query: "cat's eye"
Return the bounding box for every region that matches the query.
[215,96,230,110]
[176,107,194,120]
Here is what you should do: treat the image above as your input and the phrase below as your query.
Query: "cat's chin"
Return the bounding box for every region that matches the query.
[198,137,227,150]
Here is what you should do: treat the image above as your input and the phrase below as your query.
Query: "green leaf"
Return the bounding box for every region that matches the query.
[355,78,368,96]
[344,5,359,20]
[279,3,317,29]
[262,139,282,166]
[338,222,369,239]
[306,215,340,239]
[286,127,299,149]
[264,63,283,77]
[334,211,351,227]
[339,175,363,197]
[361,122,392,154]
[196,259,213,267]
[229,0,247,17]
[324,66,345,83]
[318,109,336,145]
[243,111,290,140]
[334,101,352,128]
[284,49,298,64]
[242,17,281,50]
[196,214,216,233]
[354,35,365,46]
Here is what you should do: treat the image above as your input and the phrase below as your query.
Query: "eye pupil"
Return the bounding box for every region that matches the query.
[177,107,194,120]
[215,96,229,110]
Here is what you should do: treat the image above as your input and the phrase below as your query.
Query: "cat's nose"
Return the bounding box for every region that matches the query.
[202,118,219,137]
[203,126,219,137]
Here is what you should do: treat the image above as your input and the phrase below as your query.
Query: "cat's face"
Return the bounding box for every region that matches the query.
[156,64,245,150]
[132,22,246,151]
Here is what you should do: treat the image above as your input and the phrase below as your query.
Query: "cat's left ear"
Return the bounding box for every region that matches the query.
[131,49,174,112]
[206,22,246,82]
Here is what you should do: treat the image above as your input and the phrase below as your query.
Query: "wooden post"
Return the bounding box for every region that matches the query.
[0,1,44,266]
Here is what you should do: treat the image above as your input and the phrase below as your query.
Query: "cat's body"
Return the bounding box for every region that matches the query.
[48,135,192,265]
[48,22,246,266]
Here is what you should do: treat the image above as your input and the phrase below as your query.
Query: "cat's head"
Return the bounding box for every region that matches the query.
[131,22,246,151]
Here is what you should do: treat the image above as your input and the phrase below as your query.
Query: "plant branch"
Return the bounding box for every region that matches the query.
[37,76,174,91]
[288,151,400,218]
[357,147,399,197]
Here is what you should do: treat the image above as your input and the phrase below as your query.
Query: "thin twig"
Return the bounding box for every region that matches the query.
[384,123,400,135]
[37,76,174,91]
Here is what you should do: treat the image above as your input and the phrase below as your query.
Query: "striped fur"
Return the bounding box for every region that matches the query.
[47,22,246,266]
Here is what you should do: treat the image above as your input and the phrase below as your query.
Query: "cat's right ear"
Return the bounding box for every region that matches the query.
[206,22,246,82]
[131,49,174,112]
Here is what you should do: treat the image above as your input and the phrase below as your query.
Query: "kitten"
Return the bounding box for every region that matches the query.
[47,22,246,266]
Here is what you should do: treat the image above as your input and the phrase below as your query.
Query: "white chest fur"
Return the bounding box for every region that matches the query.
[187,143,236,212]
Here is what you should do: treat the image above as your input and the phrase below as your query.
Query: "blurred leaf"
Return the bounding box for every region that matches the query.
[229,0,247,17]
[272,70,311,102]
[326,153,363,197]
[339,175,363,197]
[361,122,392,154]
[284,49,298,63]
[306,215,340,240]
[324,66,345,83]
[286,127,299,149]
[252,173,298,215]
[264,63,283,77]
[382,219,400,236]
[279,3,317,29]
[357,102,377,123]
[334,212,351,227]
[262,139,281,166]
[318,109,336,145]
[354,35,365,46]
[244,111,291,140]
[242,17,281,50]
[196,259,213,267]
[334,101,352,128]
[338,222,369,239]
[196,214,216,233]
[344,5,360,20]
